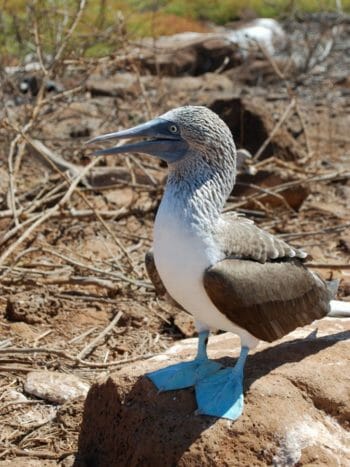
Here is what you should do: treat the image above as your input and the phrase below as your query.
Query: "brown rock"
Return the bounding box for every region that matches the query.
[75,318,350,466]
[133,35,241,76]
[5,291,60,324]
[85,73,234,104]
[173,311,196,337]
[38,100,110,142]
[205,95,310,209]
[86,73,138,97]
[128,20,287,77]
[209,96,305,161]
[104,187,134,208]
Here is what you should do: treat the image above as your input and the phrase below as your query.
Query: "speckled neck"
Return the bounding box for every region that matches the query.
[164,146,236,229]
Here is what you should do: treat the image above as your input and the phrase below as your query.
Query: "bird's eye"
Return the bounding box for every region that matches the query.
[169,124,178,134]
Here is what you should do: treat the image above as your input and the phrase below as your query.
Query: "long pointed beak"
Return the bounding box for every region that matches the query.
[86,118,187,164]
[87,118,169,145]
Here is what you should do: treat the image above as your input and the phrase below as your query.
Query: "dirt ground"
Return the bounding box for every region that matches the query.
[0,13,349,465]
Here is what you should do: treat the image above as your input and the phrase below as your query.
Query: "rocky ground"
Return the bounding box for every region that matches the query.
[0,13,349,466]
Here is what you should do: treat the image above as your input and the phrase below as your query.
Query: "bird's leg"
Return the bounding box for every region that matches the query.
[195,329,209,359]
[147,331,223,391]
[195,346,249,420]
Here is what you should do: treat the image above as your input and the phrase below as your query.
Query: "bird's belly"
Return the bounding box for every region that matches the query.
[153,212,258,347]
[154,220,213,321]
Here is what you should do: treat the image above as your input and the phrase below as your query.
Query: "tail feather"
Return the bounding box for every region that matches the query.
[328,300,350,317]
[326,279,339,299]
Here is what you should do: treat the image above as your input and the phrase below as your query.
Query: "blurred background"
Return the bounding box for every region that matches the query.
[1,1,349,58]
[0,1,349,464]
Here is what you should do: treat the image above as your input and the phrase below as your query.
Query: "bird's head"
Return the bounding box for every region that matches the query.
[87,106,236,170]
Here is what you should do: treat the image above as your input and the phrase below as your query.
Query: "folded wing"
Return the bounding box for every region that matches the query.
[205,215,332,342]
[215,213,307,263]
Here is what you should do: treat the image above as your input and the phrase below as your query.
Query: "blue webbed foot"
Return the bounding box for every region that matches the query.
[147,358,222,391]
[195,346,249,420]
[147,330,222,391]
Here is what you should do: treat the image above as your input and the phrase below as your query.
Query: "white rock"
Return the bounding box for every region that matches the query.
[227,18,287,57]
[0,461,57,467]
[24,370,90,404]
[2,389,28,403]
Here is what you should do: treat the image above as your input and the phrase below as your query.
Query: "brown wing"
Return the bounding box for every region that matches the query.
[145,250,183,310]
[215,214,307,263]
[145,250,167,297]
[204,258,332,342]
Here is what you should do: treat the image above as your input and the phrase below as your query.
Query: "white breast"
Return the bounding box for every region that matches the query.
[153,192,259,348]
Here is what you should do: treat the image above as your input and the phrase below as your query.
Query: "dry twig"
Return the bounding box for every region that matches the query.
[76,310,123,360]
[279,222,350,240]
[253,98,296,161]
[0,346,157,369]
[0,156,102,266]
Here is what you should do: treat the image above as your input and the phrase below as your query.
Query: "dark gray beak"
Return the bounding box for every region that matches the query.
[87,117,188,164]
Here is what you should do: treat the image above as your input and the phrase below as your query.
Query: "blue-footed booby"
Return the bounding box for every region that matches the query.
[88,106,348,420]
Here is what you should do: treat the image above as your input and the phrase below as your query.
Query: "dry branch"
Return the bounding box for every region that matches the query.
[0,347,157,368]
[52,0,87,65]
[279,222,350,240]
[0,156,102,266]
[0,245,151,288]
[253,98,296,161]
[228,170,350,210]
[76,310,123,360]
[1,447,73,460]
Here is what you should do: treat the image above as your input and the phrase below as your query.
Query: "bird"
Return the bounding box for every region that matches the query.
[88,105,349,420]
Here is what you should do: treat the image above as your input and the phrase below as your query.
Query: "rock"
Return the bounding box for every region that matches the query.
[173,311,196,337]
[128,19,287,76]
[38,100,107,142]
[86,72,139,97]
[208,96,305,161]
[5,291,60,324]
[0,461,57,467]
[24,371,90,404]
[2,389,27,403]
[86,73,234,100]
[137,36,241,76]
[60,455,76,467]
[205,95,309,209]
[75,318,350,466]
[224,18,288,57]
[106,185,151,205]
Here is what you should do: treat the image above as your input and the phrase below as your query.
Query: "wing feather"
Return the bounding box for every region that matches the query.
[216,213,307,263]
[208,214,330,341]
[204,258,332,342]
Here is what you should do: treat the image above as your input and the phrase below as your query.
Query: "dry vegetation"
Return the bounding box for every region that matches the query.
[0,2,349,464]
